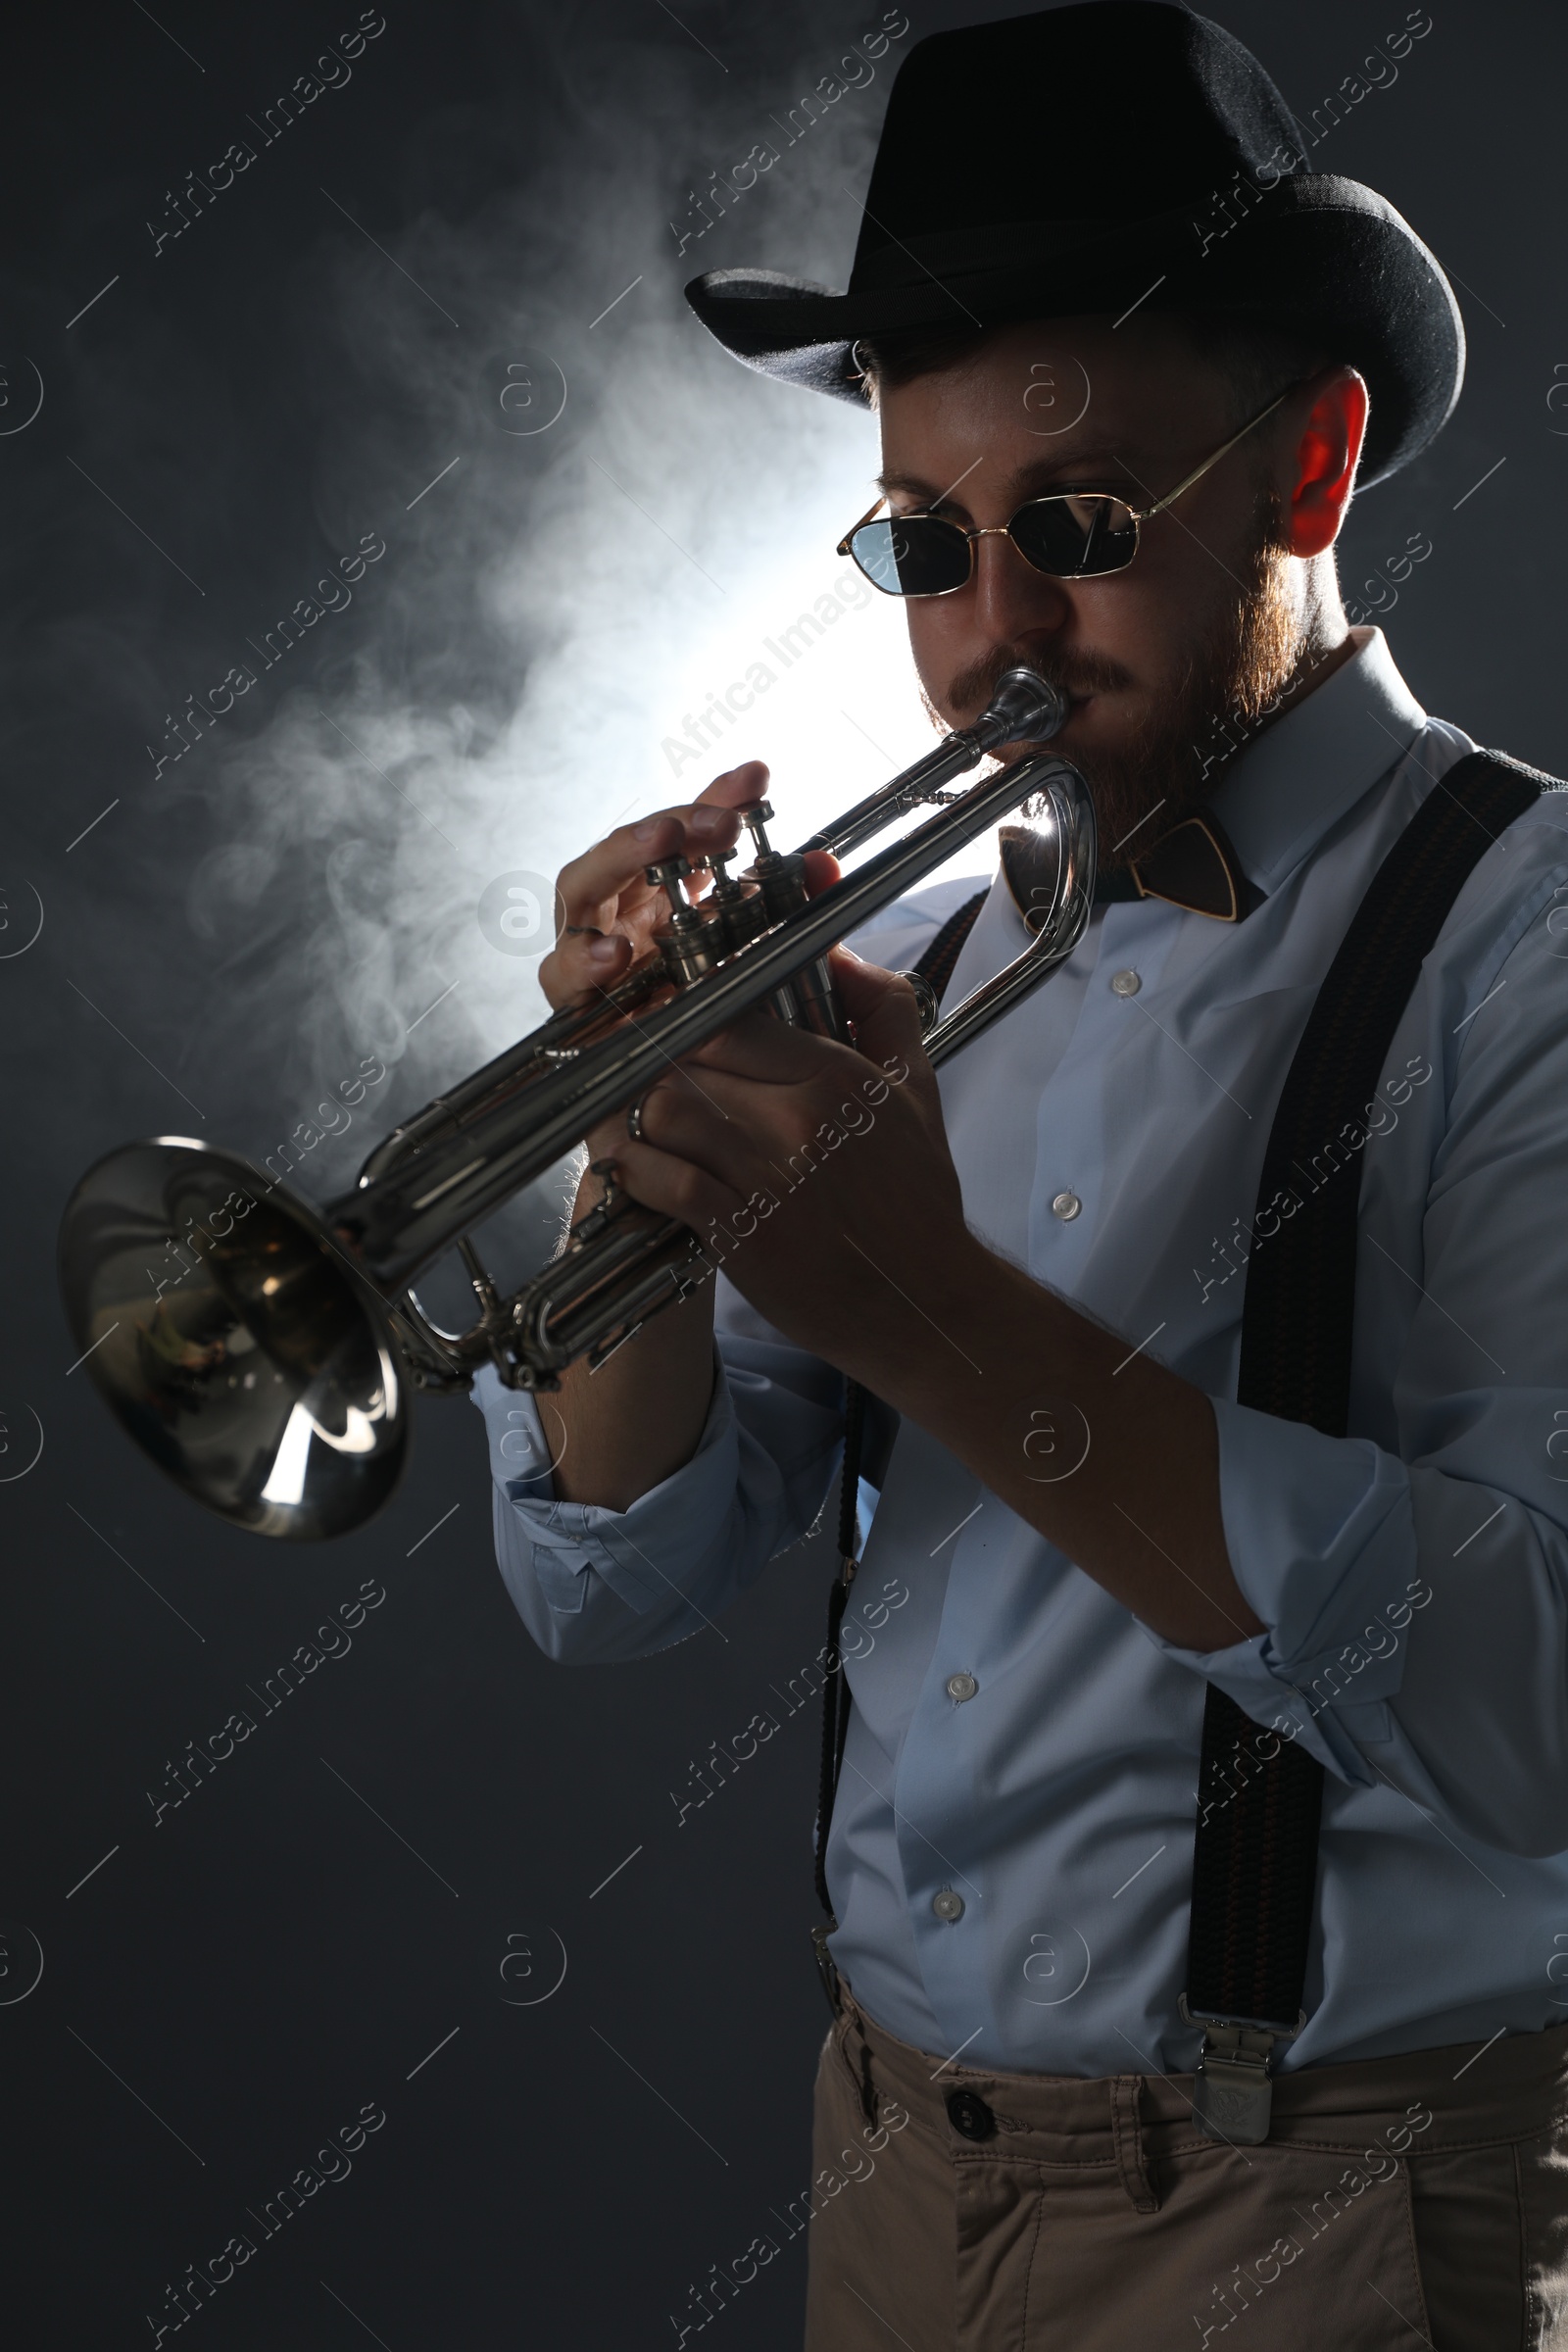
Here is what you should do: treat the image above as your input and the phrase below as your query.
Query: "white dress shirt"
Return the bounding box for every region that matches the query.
[474,628,1568,2077]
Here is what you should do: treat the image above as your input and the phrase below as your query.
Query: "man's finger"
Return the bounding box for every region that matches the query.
[828,949,932,1068]
[636,1054,901,1202]
[555,763,774,929]
[680,955,928,1086]
[828,944,928,1018]
[694,758,770,811]
[610,1135,747,1246]
[542,768,836,1014]
[554,806,734,931]
[537,926,634,1011]
[681,1008,851,1085]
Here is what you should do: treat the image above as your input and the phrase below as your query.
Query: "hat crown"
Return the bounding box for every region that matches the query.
[682,0,1463,486]
[855,3,1304,282]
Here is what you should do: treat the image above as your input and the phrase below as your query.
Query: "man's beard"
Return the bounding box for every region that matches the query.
[940,492,1300,869]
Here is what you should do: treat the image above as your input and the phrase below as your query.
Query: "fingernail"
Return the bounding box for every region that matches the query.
[586,936,620,963]
[689,806,730,837]
[633,817,664,844]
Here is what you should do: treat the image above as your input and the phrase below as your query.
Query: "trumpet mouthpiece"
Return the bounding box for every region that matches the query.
[972,667,1068,753]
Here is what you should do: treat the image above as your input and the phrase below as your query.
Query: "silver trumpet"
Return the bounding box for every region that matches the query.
[59,667,1096,1540]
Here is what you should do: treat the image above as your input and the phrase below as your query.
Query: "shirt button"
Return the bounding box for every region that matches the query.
[1110,967,1142,997]
[1051,1191,1082,1221]
[946,1671,979,1703]
[932,1887,965,1923]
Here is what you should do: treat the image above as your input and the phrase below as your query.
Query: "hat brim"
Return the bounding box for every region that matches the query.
[685,175,1462,487]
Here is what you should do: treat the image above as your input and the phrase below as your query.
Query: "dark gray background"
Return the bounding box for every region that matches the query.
[1,2,1562,2342]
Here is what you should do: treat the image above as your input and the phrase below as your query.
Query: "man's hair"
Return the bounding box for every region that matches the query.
[855,312,1333,433]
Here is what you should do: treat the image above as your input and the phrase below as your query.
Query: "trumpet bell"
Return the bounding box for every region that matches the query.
[58,1139,408,1540]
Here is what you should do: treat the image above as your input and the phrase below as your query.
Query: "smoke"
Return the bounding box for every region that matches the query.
[149,2,927,1275]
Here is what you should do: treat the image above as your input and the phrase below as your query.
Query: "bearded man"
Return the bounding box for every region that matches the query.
[475,9,1568,2345]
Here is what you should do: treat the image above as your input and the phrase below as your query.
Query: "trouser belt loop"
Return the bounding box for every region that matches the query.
[1109,2074,1160,2213]
[829,1986,881,2132]
[855,2032,879,2132]
[810,1922,844,2018]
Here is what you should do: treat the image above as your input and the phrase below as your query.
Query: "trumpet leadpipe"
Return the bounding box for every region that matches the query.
[330,747,1079,1289]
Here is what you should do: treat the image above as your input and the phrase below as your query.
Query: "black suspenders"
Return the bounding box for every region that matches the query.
[1184,746,1547,2135]
[812,751,1549,2120]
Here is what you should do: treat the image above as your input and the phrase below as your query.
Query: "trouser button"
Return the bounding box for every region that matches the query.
[946,2089,996,2140]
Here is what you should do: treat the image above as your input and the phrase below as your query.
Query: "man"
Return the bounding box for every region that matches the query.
[475,8,1568,2346]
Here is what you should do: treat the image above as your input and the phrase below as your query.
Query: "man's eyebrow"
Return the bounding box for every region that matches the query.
[875,451,1136,505]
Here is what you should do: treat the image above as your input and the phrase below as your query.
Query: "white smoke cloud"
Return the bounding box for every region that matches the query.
[164,7,964,1295]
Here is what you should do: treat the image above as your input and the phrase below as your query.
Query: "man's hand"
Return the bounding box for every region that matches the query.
[539,757,841,1170]
[608,947,967,1365]
[536,758,840,1510]
[538,758,838,1021]
[605,953,1263,1653]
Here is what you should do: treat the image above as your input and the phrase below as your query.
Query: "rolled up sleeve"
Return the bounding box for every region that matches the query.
[472,1288,846,1666]
[1149,1403,1418,1781]
[1149,864,1568,1851]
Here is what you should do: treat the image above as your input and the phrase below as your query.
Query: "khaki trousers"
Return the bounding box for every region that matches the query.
[805,1984,1568,2350]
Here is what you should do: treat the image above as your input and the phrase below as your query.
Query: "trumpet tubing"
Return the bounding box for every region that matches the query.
[59,667,1096,1540]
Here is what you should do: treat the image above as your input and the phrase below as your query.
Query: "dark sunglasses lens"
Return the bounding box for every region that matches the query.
[849,516,971,597]
[1010,495,1139,578]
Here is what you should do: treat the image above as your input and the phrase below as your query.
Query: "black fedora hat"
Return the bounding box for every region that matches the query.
[685,3,1462,486]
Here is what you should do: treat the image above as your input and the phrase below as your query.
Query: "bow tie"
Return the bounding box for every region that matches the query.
[1001,804,1263,930]
[1093,808,1264,921]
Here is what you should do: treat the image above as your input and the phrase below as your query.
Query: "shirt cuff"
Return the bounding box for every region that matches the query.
[471,1358,739,1621]
[1145,1395,1424,1782]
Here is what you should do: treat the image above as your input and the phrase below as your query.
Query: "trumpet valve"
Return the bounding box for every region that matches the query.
[735,800,808,919]
[748,849,809,924]
[738,799,776,858]
[705,847,768,949]
[644,853,698,909]
[646,855,726,986]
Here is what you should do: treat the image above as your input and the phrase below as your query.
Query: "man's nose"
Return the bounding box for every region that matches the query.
[968,528,1075,644]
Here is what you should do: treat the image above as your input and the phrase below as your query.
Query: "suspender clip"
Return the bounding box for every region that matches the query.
[1179,1998,1302,2145]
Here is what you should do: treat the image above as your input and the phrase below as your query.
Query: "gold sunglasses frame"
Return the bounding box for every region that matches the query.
[836,389,1290,596]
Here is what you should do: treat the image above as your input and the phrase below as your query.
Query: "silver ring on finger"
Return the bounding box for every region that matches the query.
[626,1096,650,1145]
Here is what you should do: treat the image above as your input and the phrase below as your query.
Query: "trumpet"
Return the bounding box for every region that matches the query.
[59,667,1096,1541]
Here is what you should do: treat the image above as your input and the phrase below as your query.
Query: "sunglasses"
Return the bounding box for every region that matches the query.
[837,390,1289,598]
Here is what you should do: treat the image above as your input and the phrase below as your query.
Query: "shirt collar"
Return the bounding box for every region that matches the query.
[1207,627,1428,898]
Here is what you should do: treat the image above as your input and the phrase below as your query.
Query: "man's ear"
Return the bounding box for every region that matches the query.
[1285,367,1368,558]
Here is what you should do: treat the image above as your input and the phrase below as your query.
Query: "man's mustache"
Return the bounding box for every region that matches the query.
[948,642,1137,719]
